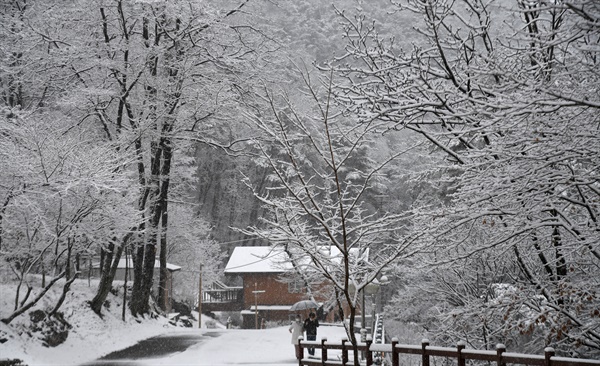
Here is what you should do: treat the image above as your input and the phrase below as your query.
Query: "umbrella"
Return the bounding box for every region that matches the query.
[289,300,319,312]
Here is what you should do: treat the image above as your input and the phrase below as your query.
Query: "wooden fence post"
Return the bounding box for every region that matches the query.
[422,339,430,366]
[366,334,373,366]
[545,347,555,366]
[321,337,328,365]
[297,336,304,365]
[341,337,348,365]
[457,341,466,366]
[391,337,399,366]
[496,343,506,366]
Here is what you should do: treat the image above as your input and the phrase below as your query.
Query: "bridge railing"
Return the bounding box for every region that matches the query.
[296,336,600,366]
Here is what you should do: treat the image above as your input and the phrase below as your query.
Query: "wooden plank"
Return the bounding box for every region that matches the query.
[425,348,459,358]
[296,338,600,366]
[552,358,600,366]
[394,344,422,355]
[299,359,321,366]
[502,352,546,366]
[461,349,498,362]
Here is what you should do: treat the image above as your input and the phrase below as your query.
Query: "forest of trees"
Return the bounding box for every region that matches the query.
[324,0,600,357]
[1,0,598,360]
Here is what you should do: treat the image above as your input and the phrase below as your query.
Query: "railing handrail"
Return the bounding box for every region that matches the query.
[372,314,385,345]
[296,336,600,366]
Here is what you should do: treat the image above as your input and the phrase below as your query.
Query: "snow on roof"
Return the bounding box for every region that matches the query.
[241,305,292,314]
[224,246,369,274]
[92,258,181,272]
[224,246,293,274]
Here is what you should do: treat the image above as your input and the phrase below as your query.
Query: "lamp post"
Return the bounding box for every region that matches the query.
[376,276,389,314]
[252,282,265,329]
[198,263,203,328]
[361,276,390,338]
[361,288,366,332]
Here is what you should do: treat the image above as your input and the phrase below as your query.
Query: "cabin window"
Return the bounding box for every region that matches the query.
[288,279,304,293]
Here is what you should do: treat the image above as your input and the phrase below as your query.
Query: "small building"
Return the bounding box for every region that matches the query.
[91,258,181,312]
[221,246,360,329]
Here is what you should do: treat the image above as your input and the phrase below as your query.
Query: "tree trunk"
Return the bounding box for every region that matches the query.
[90,234,131,315]
[157,138,172,311]
[129,237,146,316]
[130,11,162,317]
[2,271,66,324]
[50,275,77,317]
[139,239,157,315]
[130,143,162,316]
[129,137,149,317]
[50,244,76,316]
[90,240,115,314]
[158,211,169,311]
[345,298,360,365]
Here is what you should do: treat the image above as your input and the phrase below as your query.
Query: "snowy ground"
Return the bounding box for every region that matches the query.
[0,277,350,366]
[123,325,351,366]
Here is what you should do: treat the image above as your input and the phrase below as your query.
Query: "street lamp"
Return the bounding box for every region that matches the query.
[362,275,391,333]
[376,275,389,314]
[361,280,382,333]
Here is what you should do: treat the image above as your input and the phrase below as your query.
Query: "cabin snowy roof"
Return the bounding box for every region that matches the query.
[224,246,369,274]
[93,258,181,272]
[224,246,292,274]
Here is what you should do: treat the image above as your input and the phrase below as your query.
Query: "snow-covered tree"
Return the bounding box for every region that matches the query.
[166,203,225,306]
[242,67,420,364]
[0,109,137,324]
[329,0,600,357]
[1,0,276,319]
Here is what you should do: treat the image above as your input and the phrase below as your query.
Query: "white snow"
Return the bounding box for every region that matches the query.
[137,325,351,366]
[91,258,182,272]
[0,277,350,366]
[224,246,369,274]
[224,246,293,273]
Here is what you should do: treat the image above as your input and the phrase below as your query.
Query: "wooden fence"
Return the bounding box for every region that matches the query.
[296,336,600,366]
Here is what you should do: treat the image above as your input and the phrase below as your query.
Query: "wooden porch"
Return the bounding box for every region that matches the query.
[202,282,244,312]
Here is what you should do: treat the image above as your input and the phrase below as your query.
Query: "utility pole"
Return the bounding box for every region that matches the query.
[198,263,203,329]
[361,289,366,332]
[252,282,265,329]
[122,247,128,322]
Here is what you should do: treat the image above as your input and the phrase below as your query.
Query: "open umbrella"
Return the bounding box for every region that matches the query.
[289,300,319,312]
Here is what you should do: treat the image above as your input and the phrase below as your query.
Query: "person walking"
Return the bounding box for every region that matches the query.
[289,315,304,358]
[303,312,319,356]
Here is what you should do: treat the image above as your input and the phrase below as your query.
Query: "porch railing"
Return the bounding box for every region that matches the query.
[202,288,243,303]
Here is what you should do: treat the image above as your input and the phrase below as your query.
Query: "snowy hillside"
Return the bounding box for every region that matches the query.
[1,277,182,365]
[1,276,350,366]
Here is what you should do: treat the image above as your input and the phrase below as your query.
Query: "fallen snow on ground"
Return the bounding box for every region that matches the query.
[0,277,217,365]
[142,325,350,366]
[1,277,349,366]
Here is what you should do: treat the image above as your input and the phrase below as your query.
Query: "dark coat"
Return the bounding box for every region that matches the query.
[303,317,319,335]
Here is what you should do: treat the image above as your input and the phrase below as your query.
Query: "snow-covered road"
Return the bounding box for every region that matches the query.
[81,325,349,366]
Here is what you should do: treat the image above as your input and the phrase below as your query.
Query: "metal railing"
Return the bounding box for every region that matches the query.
[371,314,386,365]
